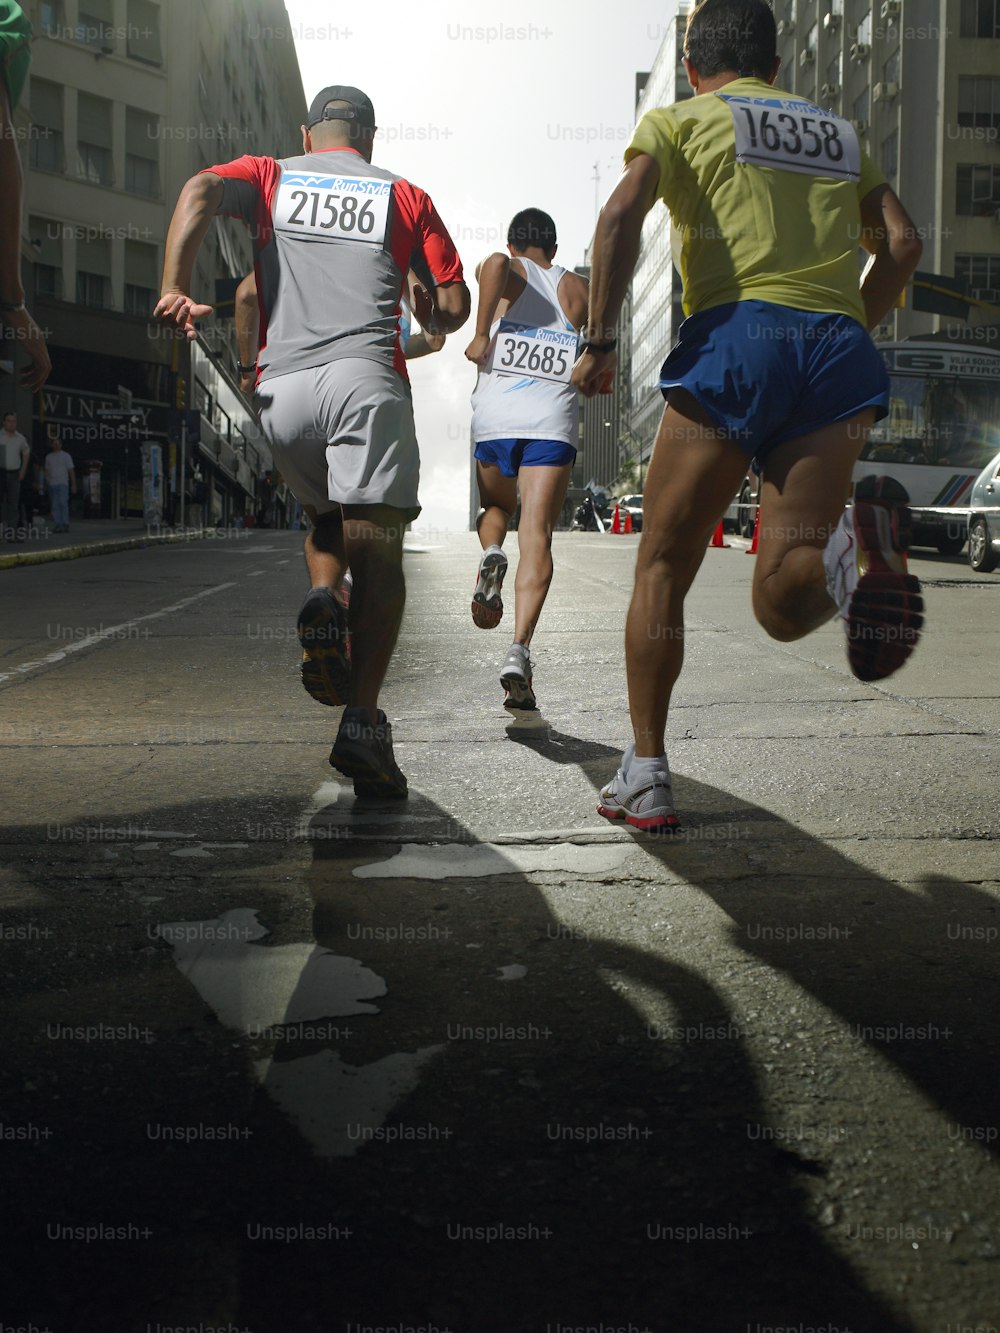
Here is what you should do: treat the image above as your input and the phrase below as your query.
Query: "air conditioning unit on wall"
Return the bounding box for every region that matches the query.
[800,48,816,66]
[851,118,868,134]
[777,19,795,36]
[874,81,899,101]
[851,41,870,60]
[820,82,840,99]
[823,11,841,31]
[881,0,901,20]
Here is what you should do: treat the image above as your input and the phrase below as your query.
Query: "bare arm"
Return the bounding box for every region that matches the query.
[464,253,516,366]
[153,172,225,337]
[857,184,922,331]
[235,271,259,393]
[573,154,660,398]
[430,280,471,335]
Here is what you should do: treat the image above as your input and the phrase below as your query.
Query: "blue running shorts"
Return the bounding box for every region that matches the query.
[658,300,890,462]
[474,438,577,478]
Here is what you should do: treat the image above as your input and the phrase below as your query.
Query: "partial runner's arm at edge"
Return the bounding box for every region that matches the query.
[857,183,922,332]
[573,153,660,398]
[464,253,510,365]
[154,172,226,337]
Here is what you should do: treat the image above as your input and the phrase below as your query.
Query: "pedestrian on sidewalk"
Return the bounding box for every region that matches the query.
[43,427,76,533]
[464,208,590,713]
[574,0,924,831]
[1,409,29,540]
[154,85,469,798]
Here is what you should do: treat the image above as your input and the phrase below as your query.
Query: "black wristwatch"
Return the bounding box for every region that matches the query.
[236,360,257,375]
[579,336,618,354]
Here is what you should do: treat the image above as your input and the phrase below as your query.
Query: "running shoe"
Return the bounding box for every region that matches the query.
[329,706,408,799]
[500,642,536,711]
[822,475,924,682]
[597,744,681,833]
[472,546,508,629]
[297,585,350,707]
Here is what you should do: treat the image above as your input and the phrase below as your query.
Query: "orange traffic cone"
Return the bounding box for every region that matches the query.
[709,521,730,548]
[746,508,760,554]
[624,511,633,534]
[610,503,621,534]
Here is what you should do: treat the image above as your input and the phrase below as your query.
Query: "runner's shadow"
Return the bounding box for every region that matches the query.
[234,788,916,1333]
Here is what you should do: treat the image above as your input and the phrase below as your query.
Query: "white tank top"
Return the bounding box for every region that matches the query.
[471,258,580,445]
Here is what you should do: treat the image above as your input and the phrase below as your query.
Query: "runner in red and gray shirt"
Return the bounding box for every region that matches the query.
[154,85,470,799]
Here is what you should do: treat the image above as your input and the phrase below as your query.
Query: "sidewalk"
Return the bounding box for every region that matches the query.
[0,516,237,570]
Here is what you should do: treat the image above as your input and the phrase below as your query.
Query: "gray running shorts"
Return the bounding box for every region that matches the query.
[256,359,420,522]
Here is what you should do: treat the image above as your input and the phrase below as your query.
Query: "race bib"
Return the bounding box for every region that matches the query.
[491,321,578,383]
[718,94,861,182]
[273,172,391,244]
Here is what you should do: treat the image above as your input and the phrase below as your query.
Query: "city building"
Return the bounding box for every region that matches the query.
[7,0,306,525]
[573,255,633,500]
[629,12,693,470]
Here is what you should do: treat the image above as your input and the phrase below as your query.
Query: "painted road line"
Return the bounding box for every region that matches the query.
[0,582,238,685]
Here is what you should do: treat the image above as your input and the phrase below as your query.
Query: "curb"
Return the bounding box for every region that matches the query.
[0,528,221,571]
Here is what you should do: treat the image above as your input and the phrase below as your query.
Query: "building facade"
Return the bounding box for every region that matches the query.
[7,0,306,525]
[629,10,693,470]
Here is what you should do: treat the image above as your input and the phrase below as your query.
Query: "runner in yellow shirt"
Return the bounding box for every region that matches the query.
[574,0,924,832]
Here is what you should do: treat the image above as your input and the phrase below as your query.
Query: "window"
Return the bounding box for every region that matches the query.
[960,0,1000,37]
[957,164,1000,215]
[958,76,1000,129]
[76,0,114,50]
[124,240,159,317]
[28,79,64,172]
[39,1,65,37]
[956,254,1000,300]
[882,130,898,180]
[883,49,900,85]
[29,217,63,299]
[853,89,870,124]
[77,94,113,186]
[125,108,159,196]
[857,8,873,44]
[76,236,111,308]
[127,0,162,64]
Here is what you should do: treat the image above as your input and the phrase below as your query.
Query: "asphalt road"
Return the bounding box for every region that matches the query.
[1,530,998,1333]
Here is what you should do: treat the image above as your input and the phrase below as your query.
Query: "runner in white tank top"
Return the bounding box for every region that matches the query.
[464,208,589,713]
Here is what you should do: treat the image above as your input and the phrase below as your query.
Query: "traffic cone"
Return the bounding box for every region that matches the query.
[709,521,730,548]
[746,508,760,554]
[610,503,621,534]
[624,511,633,534]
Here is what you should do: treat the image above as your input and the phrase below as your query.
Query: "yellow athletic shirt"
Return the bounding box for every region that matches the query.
[626,78,887,325]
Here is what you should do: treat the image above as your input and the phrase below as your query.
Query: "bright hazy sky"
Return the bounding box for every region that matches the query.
[284,0,683,534]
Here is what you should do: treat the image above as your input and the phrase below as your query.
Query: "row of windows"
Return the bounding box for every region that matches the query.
[28,81,160,195]
[38,0,162,65]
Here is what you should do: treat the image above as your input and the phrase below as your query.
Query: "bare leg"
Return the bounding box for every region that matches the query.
[511,463,572,647]
[751,412,874,640]
[476,461,517,549]
[304,511,347,590]
[625,393,749,758]
[341,504,407,720]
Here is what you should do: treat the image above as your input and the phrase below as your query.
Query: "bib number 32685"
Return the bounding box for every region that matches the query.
[493,323,578,383]
[719,94,860,182]
[273,173,391,244]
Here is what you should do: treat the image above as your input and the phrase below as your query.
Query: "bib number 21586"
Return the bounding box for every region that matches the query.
[273,173,391,244]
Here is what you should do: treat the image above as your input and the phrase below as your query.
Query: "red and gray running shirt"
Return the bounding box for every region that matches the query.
[204,146,464,383]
